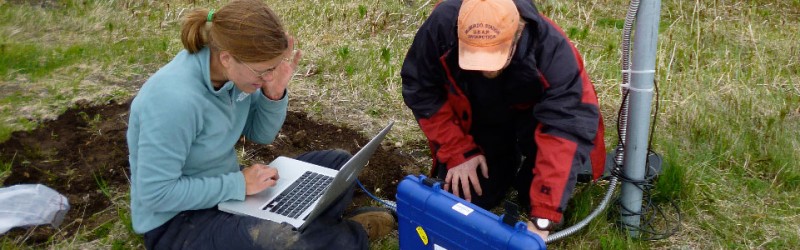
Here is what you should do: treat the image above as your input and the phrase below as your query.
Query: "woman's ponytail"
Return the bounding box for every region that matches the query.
[180,9,211,53]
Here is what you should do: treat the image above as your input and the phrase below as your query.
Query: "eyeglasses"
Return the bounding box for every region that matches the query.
[240,57,290,79]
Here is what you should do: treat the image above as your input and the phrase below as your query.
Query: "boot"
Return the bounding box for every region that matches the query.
[346,207,397,240]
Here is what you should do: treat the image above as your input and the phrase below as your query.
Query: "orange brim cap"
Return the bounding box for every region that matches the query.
[458,38,513,71]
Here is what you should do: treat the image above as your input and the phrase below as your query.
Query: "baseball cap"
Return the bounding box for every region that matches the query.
[457,0,520,71]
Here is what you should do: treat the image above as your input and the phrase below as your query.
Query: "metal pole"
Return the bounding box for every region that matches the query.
[620,0,661,238]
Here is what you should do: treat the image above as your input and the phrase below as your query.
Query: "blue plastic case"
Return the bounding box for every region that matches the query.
[396,175,546,250]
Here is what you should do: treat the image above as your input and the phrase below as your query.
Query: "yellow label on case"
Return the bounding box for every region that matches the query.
[416,226,429,245]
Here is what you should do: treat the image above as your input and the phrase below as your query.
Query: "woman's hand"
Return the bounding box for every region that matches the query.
[242,163,280,195]
[262,35,303,100]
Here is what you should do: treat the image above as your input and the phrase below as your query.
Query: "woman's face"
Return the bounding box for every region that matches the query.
[220,50,288,94]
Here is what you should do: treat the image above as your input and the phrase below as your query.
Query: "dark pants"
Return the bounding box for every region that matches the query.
[144,150,369,250]
[435,110,537,214]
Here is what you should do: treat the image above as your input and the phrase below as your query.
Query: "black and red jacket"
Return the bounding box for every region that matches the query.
[400,0,605,222]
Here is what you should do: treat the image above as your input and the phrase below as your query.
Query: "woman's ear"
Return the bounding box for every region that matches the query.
[219,51,233,69]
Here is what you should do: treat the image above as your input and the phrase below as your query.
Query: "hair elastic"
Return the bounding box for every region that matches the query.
[207,9,215,22]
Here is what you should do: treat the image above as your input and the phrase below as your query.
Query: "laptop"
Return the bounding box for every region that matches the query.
[218,121,393,230]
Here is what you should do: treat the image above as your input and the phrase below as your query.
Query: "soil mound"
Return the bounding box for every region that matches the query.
[0,100,422,246]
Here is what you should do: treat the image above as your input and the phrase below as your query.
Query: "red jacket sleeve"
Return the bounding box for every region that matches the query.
[528,16,605,223]
[401,3,481,170]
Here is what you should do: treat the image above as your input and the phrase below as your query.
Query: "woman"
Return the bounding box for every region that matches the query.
[126,1,394,249]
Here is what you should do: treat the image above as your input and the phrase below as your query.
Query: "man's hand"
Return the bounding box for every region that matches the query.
[262,35,302,100]
[527,221,550,241]
[444,155,488,202]
[242,164,280,195]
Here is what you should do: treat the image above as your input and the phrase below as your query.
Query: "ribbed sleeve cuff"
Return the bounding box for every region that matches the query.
[530,206,563,223]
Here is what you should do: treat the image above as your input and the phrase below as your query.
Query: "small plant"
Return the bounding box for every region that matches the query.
[92,220,114,239]
[0,161,10,173]
[358,5,367,19]
[345,64,356,76]
[337,46,351,60]
[0,157,13,184]
[380,47,391,65]
[596,18,624,29]
[117,204,136,235]
[94,172,112,199]
[78,111,104,135]
[566,26,589,40]
[367,108,382,117]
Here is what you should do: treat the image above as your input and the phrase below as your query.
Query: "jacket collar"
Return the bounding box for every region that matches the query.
[197,47,235,96]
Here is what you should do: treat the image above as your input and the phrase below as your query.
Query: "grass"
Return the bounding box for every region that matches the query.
[93,171,112,199]
[1,0,799,249]
[0,156,12,184]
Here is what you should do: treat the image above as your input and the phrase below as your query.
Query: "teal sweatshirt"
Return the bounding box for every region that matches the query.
[126,47,288,233]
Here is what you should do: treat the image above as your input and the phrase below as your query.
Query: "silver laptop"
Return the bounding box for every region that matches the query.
[218,121,393,230]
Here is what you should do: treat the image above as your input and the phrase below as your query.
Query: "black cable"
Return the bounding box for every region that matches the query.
[610,158,681,240]
[612,75,682,241]
[648,78,660,153]
[616,89,630,147]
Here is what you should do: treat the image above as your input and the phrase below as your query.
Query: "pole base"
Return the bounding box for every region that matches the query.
[576,151,663,183]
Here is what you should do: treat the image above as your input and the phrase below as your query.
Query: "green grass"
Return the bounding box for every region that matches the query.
[0,158,12,184]
[1,0,799,249]
[93,172,112,199]
[0,43,83,80]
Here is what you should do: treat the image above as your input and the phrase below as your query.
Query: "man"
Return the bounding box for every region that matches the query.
[401,0,606,240]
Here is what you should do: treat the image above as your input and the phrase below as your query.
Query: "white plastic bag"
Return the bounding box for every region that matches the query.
[0,184,70,234]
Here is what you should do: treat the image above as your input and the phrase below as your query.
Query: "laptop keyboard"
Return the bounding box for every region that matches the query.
[262,171,334,219]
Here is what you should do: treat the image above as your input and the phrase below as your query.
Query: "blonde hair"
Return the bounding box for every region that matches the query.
[180,0,288,62]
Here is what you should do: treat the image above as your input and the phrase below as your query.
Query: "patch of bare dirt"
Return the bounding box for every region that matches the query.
[0,99,424,246]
